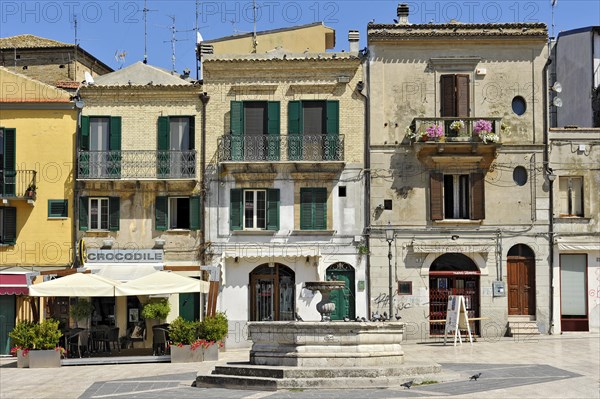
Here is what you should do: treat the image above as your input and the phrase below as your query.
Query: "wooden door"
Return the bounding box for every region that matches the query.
[508,257,536,315]
[326,266,355,320]
[0,295,15,355]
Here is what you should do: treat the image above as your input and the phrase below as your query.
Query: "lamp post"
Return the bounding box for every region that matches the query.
[385,222,395,319]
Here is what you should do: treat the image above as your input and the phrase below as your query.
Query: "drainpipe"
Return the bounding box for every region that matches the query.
[199,92,210,265]
[72,92,84,268]
[542,58,554,335]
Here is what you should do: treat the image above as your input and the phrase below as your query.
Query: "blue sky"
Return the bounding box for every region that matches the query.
[1,1,598,75]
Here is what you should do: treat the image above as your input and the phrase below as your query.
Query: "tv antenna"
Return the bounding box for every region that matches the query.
[114,50,127,69]
[163,15,189,73]
[252,0,258,53]
[73,14,79,80]
[142,0,157,64]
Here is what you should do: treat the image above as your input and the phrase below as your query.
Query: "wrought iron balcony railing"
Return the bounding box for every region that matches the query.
[411,117,503,143]
[77,150,196,179]
[218,134,345,162]
[0,170,37,200]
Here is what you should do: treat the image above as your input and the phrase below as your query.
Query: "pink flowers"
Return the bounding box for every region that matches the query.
[188,339,217,351]
[426,124,444,139]
[10,346,28,357]
[473,119,493,135]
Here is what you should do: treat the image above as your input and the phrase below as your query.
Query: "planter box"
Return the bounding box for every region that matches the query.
[170,345,203,363]
[16,350,29,368]
[28,349,61,368]
[203,344,219,361]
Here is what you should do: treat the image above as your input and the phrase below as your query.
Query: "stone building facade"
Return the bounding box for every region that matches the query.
[366,17,551,340]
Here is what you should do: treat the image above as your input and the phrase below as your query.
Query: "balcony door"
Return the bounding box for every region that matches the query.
[0,128,16,196]
[507,244,536,316]
[440,74,470,135]
[90,117,110,178]
[169,117,191,178]
[80,116,121,179]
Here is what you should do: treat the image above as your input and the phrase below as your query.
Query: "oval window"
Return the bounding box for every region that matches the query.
[512,96,527,116]
[513,166,528,186]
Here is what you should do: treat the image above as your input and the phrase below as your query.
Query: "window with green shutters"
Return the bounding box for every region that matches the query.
[157,116,196,178]
[300,188,327,230]
[229,101,280,161]
[48,200,68,218]
[230,188,279,231]
[287,101,339,161]
[1,127,16,196]
[0,207,17,245]
[155,196,201,231]
[79,197,119,231]
[78,116,122,178]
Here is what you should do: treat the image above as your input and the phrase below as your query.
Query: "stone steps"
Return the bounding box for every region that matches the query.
[196,362,444,390]
[507,318,540,337]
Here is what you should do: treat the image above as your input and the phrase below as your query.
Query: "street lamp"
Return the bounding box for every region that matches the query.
[385,222,395,319]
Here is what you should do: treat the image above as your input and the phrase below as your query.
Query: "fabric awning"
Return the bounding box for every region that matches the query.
[115,271,210,296]
[557,238,600,251]
[411,240,495,253]
[28,273,121,297]
[84,263,163,282]
[0,273,29,295]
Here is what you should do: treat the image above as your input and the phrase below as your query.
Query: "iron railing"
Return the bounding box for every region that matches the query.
[77,150,196,179]
[0,169,37,199]
[412,117,503,143]
[218,134,345,162]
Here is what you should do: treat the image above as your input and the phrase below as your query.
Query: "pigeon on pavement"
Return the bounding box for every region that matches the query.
[401,380,413,389]
[470,373,482,381]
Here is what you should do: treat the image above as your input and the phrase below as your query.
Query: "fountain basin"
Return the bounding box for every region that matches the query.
[248,321,405,367]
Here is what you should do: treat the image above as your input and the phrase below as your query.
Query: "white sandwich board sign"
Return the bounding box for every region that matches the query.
[444,295,473,346]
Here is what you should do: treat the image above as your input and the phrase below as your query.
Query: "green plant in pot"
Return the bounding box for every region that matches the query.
[141,298,171,323]
[9,321,36,367]
[168,317,203,363]
[69,298,93,328]
[32,319,62,350]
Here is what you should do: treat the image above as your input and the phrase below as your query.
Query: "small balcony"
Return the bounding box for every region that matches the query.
[77,150,196,180]
[218,134,345,163]
[0,170,37,200]
[411,117,503,144]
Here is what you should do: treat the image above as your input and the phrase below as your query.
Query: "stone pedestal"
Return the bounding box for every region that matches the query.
[170,345,203,363]
[248,321,404,367]
[16,350,29,368]
[28,350,61,368]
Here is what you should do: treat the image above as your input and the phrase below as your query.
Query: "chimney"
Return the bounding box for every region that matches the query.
[397,3,410,24]
[348,30,360,53]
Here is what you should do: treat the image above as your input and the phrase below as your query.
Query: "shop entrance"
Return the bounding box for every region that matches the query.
[429,253,480,336]
[249,264,295,321]
[326,263,355,320]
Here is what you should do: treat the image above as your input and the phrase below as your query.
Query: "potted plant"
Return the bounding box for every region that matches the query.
[9,321,36,368]
[448,120,466,138]
[69,298,93,328]
[29,319,63,368]
[425,124,444,141]
[198,312,228,360]
[473,119,493,141]
[168,317,203,363]
[25,183,36,198]
[141,299,171,323]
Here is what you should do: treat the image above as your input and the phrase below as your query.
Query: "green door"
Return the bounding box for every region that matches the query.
[0,296,16,355]
[326,264,355,320]
[179,293,200,322]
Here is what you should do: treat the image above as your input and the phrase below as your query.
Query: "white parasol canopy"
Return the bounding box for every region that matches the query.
[28,273,121,297]
[115,271,210,296]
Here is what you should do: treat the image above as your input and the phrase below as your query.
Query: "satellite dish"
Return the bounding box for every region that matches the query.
[75,99,85,109]
[84,71,95,85]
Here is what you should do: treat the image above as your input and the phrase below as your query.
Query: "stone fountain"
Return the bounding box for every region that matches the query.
[304,280,346,321]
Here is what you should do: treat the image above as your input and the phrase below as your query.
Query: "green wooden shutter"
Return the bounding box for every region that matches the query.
[230,101,244,161]
[266,189,280,231]
[189,195,201,231]
[108,197,120,231]
[2,128,16,196]
[325,101,340,160]
[157,116,170,177]
[2,207,17,245]
[230,189,243,231]
[48,200,68,218]
[188,116,195,150]
[79,196,89,231]
[470,172,485,220]
[267,101,280,161]
[313,188,327,230]
[155,196,168,231]
[288,101,303,160]
[109,116,122,177]
[80,116,90,150]
[300,188,313,230]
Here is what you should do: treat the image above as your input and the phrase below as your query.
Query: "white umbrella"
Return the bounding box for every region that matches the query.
[28,273,121,297]
[115,271,209,296]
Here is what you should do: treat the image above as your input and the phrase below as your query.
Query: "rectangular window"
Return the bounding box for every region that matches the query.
[0,207,17,245]
[288,101,339,161]
[155,196,201,231]
[169,197,191,229]
[244,190,267,229]
[244,102,268,135]
[48,200,68,218]
[1,127,16,197]
[229,101,280,161]
[559,176,584,217]
[430,172,485,221]
[300,188,327,230]
[338,186,346,197]
[398,281,412,295]
[89,198,109,230]
[440,74,470,117]
[157,116,195,178]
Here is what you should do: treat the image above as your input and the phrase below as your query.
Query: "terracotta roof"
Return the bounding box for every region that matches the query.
[202,52,360,63]
[368,22,547,39]
[55,80,81,89]
[0,34,72,49]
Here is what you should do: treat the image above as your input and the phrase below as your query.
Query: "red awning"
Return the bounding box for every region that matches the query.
[0,274,29,295]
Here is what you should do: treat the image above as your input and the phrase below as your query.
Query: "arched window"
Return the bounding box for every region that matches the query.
[249,264,295,321]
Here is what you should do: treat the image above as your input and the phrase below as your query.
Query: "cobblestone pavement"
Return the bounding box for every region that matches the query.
[1,333,598,399]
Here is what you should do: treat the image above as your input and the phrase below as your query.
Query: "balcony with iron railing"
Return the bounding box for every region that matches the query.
[411,117,504,144]
[218,134,345,163]
[0,170,37,200]
[77,150,196,180]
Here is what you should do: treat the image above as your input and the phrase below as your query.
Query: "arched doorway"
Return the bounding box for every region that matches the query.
[326,263,356,320]
[507,244,535,316]
[429,253,480,335]
[249,264,295,321]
